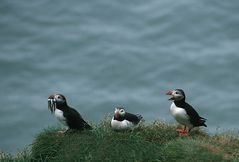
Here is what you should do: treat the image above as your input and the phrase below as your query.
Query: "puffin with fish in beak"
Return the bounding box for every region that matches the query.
[48,94,92,132]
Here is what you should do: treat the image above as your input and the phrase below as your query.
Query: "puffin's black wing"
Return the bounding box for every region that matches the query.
[64,107,92,130]
[183,102,207,127]
[125,112,143,125]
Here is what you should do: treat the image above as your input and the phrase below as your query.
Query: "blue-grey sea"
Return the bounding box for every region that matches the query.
[1,0,239,154]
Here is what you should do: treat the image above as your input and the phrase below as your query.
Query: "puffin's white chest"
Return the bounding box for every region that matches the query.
[54,109,67,126]
[111,118,134,130]
[170,103,192,127]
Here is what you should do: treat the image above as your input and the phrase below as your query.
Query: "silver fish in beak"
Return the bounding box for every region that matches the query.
[48,95,56,113]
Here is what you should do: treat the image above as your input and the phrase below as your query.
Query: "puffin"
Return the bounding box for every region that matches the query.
[48,94,92,132]
[166,89,207,136]
[111,107,143,130]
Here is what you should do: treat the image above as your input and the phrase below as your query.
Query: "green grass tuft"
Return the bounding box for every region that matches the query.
[1,119,239,162]
[0,149,31,162]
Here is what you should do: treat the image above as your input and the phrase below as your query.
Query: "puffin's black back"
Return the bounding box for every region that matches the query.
[64,107,92,130]
[174,101,207,127]
[113,112,142,125]
[125,112,142,124]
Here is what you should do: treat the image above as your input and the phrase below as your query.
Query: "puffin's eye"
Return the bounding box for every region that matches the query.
[57,96,61,99]
[175,92,179,94]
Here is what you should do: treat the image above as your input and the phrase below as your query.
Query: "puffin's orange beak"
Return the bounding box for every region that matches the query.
[48,95,54,99]
[114,111,120,119]
[166,90,174,100]
[166,90,173,95]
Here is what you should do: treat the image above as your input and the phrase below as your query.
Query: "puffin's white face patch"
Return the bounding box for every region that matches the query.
[54,94,65,103]
[114,107,126,116]
[171,90,185,101]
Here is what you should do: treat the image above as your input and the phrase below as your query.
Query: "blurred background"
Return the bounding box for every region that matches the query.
[0,0,239,154]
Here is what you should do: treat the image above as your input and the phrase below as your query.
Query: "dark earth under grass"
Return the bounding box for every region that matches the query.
[1,118,239,162]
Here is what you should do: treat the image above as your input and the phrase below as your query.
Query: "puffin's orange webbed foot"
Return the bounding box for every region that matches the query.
[176,129,188,133]
[179,132,189,136]
[176,128,189,136]
[176,129,184,133]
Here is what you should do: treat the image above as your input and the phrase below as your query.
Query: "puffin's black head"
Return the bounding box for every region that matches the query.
[48,94,67,113]
[114,107,126,119]
[166,89,186,101]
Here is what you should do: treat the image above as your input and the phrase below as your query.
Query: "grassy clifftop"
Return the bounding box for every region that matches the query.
[1,119,239,162]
